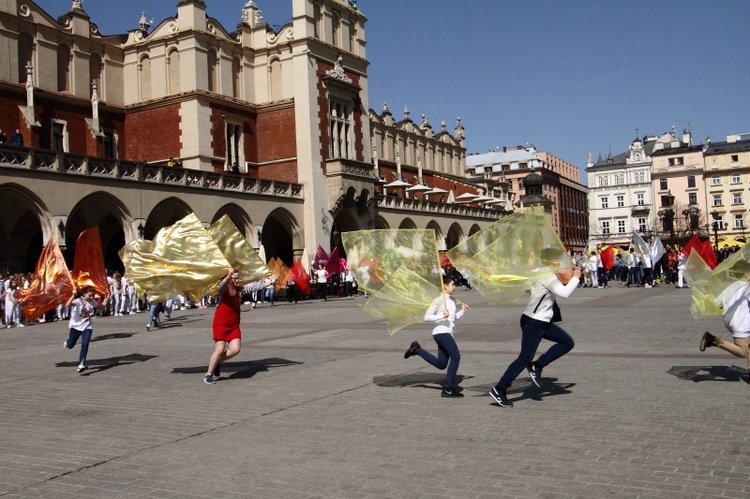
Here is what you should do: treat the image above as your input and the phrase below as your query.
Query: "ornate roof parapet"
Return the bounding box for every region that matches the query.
[240,1,265,28]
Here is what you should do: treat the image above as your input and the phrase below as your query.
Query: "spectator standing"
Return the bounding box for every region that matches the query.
[10,128,23,146]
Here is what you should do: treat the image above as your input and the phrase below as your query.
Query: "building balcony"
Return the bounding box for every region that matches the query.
[631,204,651,215]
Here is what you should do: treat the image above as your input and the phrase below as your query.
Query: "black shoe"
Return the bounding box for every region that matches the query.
[404,341,421,359]
[527,362,543,388]
[700,332,717,352]
[489,387,513,407]
[441,388,464,398]
[213,363,221,378]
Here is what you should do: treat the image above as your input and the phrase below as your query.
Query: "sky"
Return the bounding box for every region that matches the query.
[35,1,750,186]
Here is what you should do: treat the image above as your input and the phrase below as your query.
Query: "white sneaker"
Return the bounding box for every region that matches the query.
[17,324,24,327]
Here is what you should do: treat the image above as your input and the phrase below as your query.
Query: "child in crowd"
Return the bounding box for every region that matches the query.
[64,286,110,373]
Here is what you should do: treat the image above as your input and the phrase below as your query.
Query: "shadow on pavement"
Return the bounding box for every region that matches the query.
[56,353,158,375]
[91,332,138,342]
[172,357,303,380]
[507,380,576,404]
[373,372,473,391]
[668,365,748,382]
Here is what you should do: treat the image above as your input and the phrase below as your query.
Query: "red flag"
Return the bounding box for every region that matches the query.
[314,245,329,267]
[290,258,310,296]
[19,235,74,321]
[682,235,718,269]
[325,246,345,274]
[72,227,110,298]
[600,246,614,271]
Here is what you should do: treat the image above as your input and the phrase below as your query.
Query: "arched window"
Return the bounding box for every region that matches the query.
[89,53,102,98]
[331,12,340,47]
[232,57,241,99]
[57,44,71,92]
[269,58,281,101]
[139,55,152,100]
[313,4,321,39]
[329,99,352,159]
[207,50,218,93]
[168,49,180,94]
[18,33,33,84]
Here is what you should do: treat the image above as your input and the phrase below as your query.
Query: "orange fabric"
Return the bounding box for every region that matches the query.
[72,227,110,297]
[19,235,74,321]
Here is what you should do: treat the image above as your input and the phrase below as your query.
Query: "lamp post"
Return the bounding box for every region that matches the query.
[711,210,721,249]
[658,191,675,245]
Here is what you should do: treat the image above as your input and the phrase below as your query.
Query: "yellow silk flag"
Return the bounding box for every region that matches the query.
[447,205,572,305]
[686,244,750,319]
[119,213,231,302]
[206,215,271,286]
[19,235,75,321]
[343,229,444,334]
[72,227,110,298]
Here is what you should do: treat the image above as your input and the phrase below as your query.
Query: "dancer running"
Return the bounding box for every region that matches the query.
[63,286,110,373]
[204,268,242,384]
[489,248,582,407]
[699,260,750,383]
[404,276,470,397]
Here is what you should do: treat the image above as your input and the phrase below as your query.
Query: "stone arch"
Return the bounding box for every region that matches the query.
[269,57,282,102]
[399,218,417,229]
[18,32,33,84]
[468,223,482,237]
[446,222,464,251]
[144,197,193,240]
[425,220,444,250]
[167,47,180,95]
[212,204,253,239]
[332,208,358,258]
[373,215,389,229]
[57,43,70,92]
[261,207,302,267]
[67,192,132,273]
[139,54,152,100]
[0,183,50,273]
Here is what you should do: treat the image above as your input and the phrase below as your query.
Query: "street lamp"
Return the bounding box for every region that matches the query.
[710,210,721,249]
[658,191,675,244]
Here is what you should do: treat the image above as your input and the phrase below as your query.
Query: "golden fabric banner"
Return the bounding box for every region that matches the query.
[342,229,444,296]
[343,229,444,334]
[447,206,572,305]
[19,235,75,321]
[119,213,231,303]
[72,227,110,298]
[206,215,271,286]
[686,244,750,319]
[266,257,291,292]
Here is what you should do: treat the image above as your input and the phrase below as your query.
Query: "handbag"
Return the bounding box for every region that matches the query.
[534,292,562,322]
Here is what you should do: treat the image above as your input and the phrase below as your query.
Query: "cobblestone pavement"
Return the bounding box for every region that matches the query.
[0,283,747,498]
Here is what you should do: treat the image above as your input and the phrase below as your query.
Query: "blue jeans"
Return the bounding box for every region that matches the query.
[417,333,461,389]
[147,303,161,326]
[264,287,274,305]
[66,328,92,365]
[496,314,574,391]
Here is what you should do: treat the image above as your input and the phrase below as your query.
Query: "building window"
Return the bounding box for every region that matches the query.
[659,178,668,190]
[103,130,118,159]
[735,214,744,229]
[733,193,742,205]
[617,219,626,233]
[598,175,609,187]
[636,193,645,206]
[731,154,739,163]
[713,194,722,206]
[687,175,696,188]
[633,171,645,183]
[602,220,610,234]
[711,175,721,186]
[332,12,340,47]
[329,99,353,159]
[638,218,647,233]
[601,197,609,209]
[731,172,742,184]
[668,157,684,166]
[616,195,624,207]
[225,122,244,171]
[688,192,697,205]
[51,119,67,152]
[614,174,624,185]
